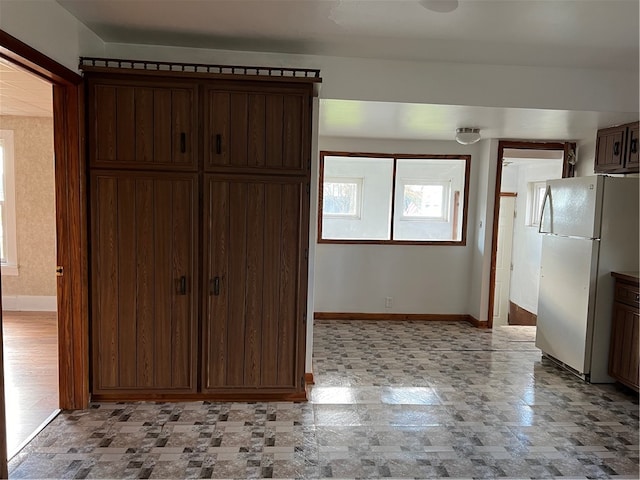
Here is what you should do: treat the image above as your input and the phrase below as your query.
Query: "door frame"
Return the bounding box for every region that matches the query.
[0,27,88,432]
[487,140,576,328]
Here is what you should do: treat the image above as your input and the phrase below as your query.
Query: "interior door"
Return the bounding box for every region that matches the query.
[91,171,198,394]
[493,195,516,326]
[203,175,307,391]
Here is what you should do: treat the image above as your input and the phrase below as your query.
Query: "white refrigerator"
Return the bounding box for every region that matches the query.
[535,175,639,383]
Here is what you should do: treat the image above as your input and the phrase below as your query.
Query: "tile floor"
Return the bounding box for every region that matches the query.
[8,320,640,479]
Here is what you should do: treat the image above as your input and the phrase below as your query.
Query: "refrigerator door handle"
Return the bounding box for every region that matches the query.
[538,185,552,234]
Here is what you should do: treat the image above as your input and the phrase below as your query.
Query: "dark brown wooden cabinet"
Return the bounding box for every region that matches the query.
[608,272,639,392]
[85,65,317,402]
[595,121,639,174]
[204,87,308,173]
[90,171,199,394]
[202,176,308,392]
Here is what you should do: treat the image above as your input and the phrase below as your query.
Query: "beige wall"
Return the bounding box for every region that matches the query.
[1,116,56,297]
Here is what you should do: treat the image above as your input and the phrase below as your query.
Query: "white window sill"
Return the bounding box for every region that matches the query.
[1,264,19,276]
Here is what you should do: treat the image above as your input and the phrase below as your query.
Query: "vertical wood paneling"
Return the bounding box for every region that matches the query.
[135,88,154,163]
[117,178,137,388]
[205,179,230,388]
[227,182,248,385]
[154,180,172,388]
[95,86,116,162]
[260,183,283,385]
[94,176,119,388]
[276,184,299,386]
[283,95,302,169]
[116,87,135,162]
[208,92,230,166]
[172,89,191,164]
[172,179,194,388]
[153,89,172,165]
[244,183,265,385]
[248,94,266,167]
[135,179,155,387]
[230,93,249,166]
[265,95,284,168]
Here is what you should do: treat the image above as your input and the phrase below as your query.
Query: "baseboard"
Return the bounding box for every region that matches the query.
[314,312,475,323]
[508,301,537,326]
[2,295,56,311]
[466,315,489,329]
[304,373,314,385]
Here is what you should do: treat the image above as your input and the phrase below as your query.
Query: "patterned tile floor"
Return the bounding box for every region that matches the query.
[8,320,639,479]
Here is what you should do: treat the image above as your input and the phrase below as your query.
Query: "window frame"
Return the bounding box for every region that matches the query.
[322,176,364,219]
[0,129,19,275]
[318,151,471,245]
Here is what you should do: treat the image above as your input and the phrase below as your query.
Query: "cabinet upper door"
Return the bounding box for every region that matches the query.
[88,80,198,170]
[594,125,626,173]
[626,122,639,172]
[202,175,309,392]
[204,87,310,174]
[91,171,199,394]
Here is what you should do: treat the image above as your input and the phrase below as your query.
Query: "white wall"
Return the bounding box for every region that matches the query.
[467,139,498,321]
[508,162,564,314]
[313,136,479,315]
[0,0,104,72]
[104,43,637,114]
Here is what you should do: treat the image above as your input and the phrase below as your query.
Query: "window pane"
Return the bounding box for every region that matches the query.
[321,156,393,240]
[323,179,360,217]
[403,184,445,218]
[0,141,4,202]
[393,158,466,241]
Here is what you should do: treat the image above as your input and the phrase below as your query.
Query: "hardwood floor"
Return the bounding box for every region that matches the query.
[2,311,59,458]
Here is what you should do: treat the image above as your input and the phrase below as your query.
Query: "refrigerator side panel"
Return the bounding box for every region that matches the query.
[535,235,600,375]
[589,176,640,383]
[542,176,603,238]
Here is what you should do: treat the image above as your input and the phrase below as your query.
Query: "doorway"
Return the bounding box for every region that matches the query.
[488,141,575,329]
[0,56,60,457]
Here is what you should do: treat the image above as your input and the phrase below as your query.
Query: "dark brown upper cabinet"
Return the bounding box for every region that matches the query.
[88,78,198,170]
[204,86,309,174]
[595,121,639,174]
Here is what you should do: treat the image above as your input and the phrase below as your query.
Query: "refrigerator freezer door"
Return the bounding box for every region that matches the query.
[540,176,603,239]
[536,234,599,375]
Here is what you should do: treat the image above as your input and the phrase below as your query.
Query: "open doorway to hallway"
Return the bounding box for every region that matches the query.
[489,141,574,331]
[493,148,565,328]
[0,57,59,458]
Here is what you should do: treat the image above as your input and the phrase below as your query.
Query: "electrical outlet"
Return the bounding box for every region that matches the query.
[385,297,393,308]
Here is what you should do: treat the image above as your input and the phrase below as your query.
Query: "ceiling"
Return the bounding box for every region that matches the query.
[2,1,638,142]
[57,0,639,71]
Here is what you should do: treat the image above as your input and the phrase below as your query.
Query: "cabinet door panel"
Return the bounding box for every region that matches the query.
[627,123,639,171]
[205,88,309,173]
[90,82,197,169]
[595,125,626,173]
[203,176,306,390]
[91,172,198,393]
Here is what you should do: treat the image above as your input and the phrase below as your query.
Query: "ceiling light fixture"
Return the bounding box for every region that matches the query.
[455,128,481,145]
[419,0,459,13]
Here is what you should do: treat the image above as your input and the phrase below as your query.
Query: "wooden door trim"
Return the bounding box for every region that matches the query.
[486,140,572,329]
[0,30,88,415]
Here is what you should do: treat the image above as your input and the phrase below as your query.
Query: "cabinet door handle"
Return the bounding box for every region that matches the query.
[215,134,222,155]
[210,276,220,296]
[180,133,186,153]
[613,141,620,156]
[631,138,638,154]
[635,293,639,302]
[176,276,187,295]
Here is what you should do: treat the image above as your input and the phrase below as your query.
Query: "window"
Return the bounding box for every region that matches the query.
[319,152,470,244]
[323,178,363,218]
[527,181,547,227]
[0,130,18,275]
